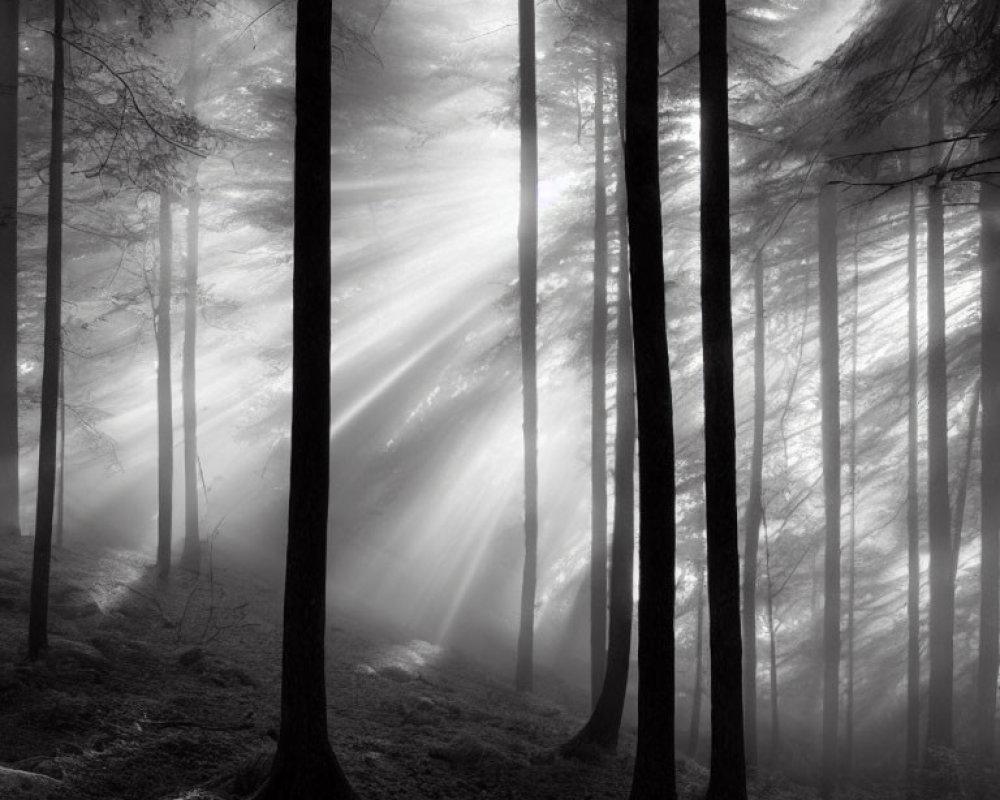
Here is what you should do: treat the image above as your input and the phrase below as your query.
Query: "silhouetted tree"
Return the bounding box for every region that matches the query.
[156,191,174,581]
[28,0,66,662]
[0,0,19,540]
[906,179,920,790]
[248,1,357,797]
[626,0,676,796]
[515,0,539,694]
[181,181,200,572]
[701,0,747,796]
[688,562,705,758]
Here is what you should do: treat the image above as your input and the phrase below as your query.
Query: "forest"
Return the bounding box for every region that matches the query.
[1,0,999,798]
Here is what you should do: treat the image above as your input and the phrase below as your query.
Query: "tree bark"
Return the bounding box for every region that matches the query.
[181,180,200,572]
[0,0,20,540]
[742,252,765,769]
[845,225,859,783]
[28,0,65,661]
[906,180,920,788]
[701,0,747,796]
[249,2,356,797]
[625,0,676,796]
[764,522,780,763]
[590,45,609,708]
[818,183,840,800]
[515,0,539,695]
[925,89,954,754]
[688,564,705,758]
[156,191,174,582]
[55,355,65,548]
[978,130,1000,766]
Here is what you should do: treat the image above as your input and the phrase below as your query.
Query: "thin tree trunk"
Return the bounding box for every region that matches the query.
[250,2,356,796]
[764,518,780,763]
[28,0,65,661]
[563,81,635,754]
[515,0,539,695]
[978,131,1000,767]
[742,251,765,769]
[54,354,65,548]
[156,191,174,581]
[590,45,609,708]
[626,0,677,796]
[925,89,954,754]
[0,0,20,540]
[701,0,747,796]
[818,183,840,800]
[951,380,979,580]
[688,563,705,758]
[181,180,200,572]
[845,222,859,783]
[906,180,921,790]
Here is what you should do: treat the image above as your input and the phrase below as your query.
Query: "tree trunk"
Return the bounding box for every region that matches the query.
[925,89,954,754]
[181,180,200,572]
[0,0,20,540]
[906,180,921,788]
[249,2,356,797]
[55,355,65,548]
[764,521,781,763]
[625,0,677,796]
[688,564,705,758]
[563,82,635,754]
[515,0,539,695]
[28,0,65,661]
[701,1,747,796]
[845,226,859,784]
[951,380,979,580]
[978,130,1000,766]
[590,45,609,708]
[156,191,174,582]
[742,251,765,770]
[818,183,840,800]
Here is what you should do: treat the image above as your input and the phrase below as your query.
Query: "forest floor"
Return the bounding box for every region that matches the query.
[0,537,877,800]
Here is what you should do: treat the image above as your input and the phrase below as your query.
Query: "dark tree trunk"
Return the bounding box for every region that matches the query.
[818,183,840,800]
[978,131,1000,765]
[951,380,979,580]
[515,0,539,695]
[925,90,954,754]
[0,0,19,540]
[563,88,635,755]
[181,181,200,572]
[156,192,174,582]
[906,180,921,787]
[55,355,65,548]
[701,1,747,797]
[742,252,765,769]
[249,2,356,797]
[28,0,65,661]
[590,45,609,708]
[688,564,705,759]
[625,0,676,797]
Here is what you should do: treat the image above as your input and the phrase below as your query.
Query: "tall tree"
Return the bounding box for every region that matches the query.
[181,180,200,572]
[0,0,20,540]
[626,0,676,796]
[156,191,174,581]
[701,0,747,796]
[688,562,706,758]
[515,0,539,694]
[28,0,65,661]
[589,44,609,708]
[978,130,1000,766]
[818,182,840,800]
[906,180,920,788]
[925,89,954,755]
[742,251,765,769]
[54,356,65,547]
[249,1,357,797]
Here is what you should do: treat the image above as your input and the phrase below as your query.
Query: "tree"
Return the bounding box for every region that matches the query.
[626,0,676,796]
[515,0,539,694]
[688,562,706,758]
[28,0,66,661]
[818,182,840,800]
[589,43,609,708]
[906,179,920,789]
[181,181,200,572]
[248,1,357,797]
[0,0,20,540]
[701,0,747,796]
[156,190,174,581]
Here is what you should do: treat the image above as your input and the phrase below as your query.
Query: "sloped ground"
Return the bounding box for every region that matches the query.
[0,538,848,800]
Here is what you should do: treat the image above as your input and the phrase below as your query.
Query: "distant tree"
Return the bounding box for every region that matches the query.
[700,0,747,796]
[28,0,66,661]
[181,181,200,572]
[817,182,840,800]
[55,357,65,547]
[156,190,174,581]
[589,43,609,708]
[515,0,539,694]
[625,0,677,796]
[906,178,920,791]
[0,0,19,540]
[688,562,705,758]
[248,0,357,796]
